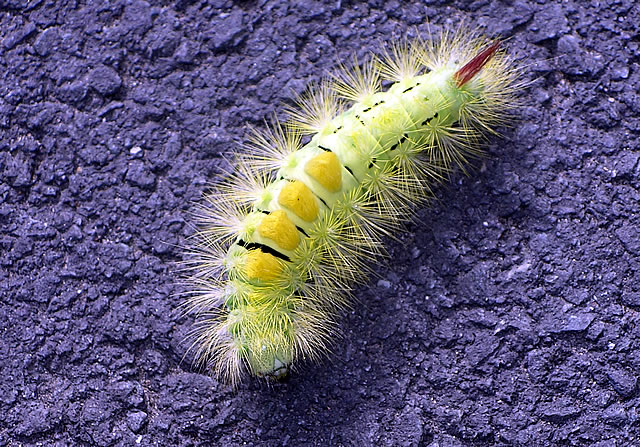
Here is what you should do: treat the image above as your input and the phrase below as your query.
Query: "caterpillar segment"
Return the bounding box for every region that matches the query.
[188,29,520,386]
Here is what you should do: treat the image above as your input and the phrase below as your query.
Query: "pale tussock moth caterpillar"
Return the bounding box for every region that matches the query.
[183,26,522,386]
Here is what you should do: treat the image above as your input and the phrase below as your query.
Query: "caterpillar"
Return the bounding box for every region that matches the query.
[184,26,521,386]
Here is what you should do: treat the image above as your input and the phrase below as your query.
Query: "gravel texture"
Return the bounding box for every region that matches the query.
[1,0,640,446]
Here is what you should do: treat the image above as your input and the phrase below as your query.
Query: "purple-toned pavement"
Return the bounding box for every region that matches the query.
[1,1,639,445]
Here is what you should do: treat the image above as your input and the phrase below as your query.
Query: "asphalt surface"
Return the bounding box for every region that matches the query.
[1,0,639,445]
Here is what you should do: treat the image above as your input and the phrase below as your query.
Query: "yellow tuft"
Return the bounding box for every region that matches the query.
[304,152,343,193]
[258,210,300,251]
[193,192,250,247]
[330,56,380,103]
[376,38,423,82]
[278,180,319,222]
[285,80,342,135]
[241,117,302,173]
[215,161,273,207]
[306,209,381,285]
[245,249,283,281]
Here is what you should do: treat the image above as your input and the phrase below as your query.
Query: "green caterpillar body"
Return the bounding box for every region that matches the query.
[187,29,519,385]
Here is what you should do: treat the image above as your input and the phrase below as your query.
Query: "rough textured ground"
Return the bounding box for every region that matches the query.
[1,0,639,445]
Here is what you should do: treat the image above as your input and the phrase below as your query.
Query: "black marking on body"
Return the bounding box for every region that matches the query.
[318,145,332,152]
[344,165,359,182]
[422,112,439,127]
[314,193,329,208]
[259,210,270,214]
[402,86,414,93]
[237,239,291,262]
[332,125,344,134]
[363,100,385,114]
[296,226,309,238]
[368,158,377,169]
[389,134,409,151]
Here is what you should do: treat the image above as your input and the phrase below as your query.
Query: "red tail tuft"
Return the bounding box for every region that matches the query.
[454,41,501,87]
